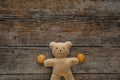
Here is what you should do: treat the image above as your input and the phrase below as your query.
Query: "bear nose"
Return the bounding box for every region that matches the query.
[60,50,61,52]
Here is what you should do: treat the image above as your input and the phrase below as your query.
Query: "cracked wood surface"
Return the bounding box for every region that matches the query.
[0,74,120,80]
[0,47,120,74]
[0,20,119,46]
[0,0,120,80]
[0,0,120,18]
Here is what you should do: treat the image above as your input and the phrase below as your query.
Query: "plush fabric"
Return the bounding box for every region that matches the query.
[37,41,85,80]
[44,41,78,80]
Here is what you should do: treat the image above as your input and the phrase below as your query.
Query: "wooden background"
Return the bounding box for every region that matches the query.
[0,0,120,80]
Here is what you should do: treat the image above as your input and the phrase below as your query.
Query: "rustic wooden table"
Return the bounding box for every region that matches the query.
[0,0,120,80]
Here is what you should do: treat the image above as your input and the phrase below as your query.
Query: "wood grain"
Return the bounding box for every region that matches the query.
[0,20,119,46]
[0,73,120,80]
[0,47,120,74]
[0,0,120,79]
[0,0,120,19]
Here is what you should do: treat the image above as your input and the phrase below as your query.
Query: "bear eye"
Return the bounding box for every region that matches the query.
[63,47,65,49]
[56,47,58,49]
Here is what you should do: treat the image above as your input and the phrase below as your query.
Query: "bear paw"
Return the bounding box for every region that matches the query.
[37,54,46,64]
[77,53,85,63]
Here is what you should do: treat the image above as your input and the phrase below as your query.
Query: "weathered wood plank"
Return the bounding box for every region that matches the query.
[0,74,120,80]
[0,47,120,74]
[0,0,120,19]
[0,20,119,46]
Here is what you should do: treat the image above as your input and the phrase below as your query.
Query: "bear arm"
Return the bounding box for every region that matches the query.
[44,59,54,67]
[70,58,79,65]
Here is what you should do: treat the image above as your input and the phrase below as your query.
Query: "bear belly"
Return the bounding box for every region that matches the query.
[53,59,71,75]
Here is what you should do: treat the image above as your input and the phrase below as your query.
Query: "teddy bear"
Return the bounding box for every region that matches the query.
[37,41,85,80]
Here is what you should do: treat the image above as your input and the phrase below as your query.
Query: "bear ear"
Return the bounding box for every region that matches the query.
[65,41,72,48]
[49,42,56,49]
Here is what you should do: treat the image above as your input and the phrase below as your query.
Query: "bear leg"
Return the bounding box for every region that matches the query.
[64,72,75,80]
[51,74,60,80]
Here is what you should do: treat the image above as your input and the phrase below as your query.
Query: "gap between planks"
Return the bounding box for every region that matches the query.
[0,73,120,75]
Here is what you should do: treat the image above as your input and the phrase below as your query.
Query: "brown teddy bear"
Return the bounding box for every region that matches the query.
[37,41,85,80]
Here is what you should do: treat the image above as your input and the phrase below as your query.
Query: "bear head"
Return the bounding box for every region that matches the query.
[49,41,72,58]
